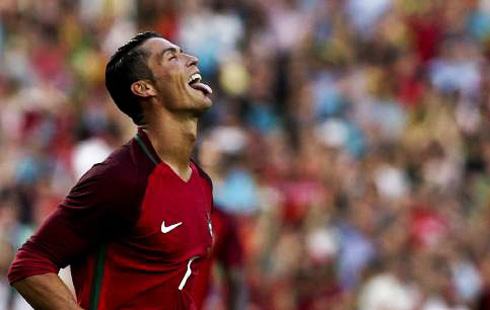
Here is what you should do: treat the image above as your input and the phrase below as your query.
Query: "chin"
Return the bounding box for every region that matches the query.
[191,95,212,116]
[193,100,212,116]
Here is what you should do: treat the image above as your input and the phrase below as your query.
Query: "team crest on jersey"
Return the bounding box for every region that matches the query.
[207,213,213,238]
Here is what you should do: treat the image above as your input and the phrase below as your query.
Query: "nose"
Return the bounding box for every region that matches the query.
[186,53,199,67]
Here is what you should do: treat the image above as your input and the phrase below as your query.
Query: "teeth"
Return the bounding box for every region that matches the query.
[188,73,202,84]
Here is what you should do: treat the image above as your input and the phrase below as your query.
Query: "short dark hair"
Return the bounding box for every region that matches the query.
[105,31,163,125]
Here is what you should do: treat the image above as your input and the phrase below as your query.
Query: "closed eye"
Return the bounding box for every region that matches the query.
[160,47,183,62]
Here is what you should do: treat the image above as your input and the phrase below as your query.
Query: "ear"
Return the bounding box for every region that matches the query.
[130,81,157,98]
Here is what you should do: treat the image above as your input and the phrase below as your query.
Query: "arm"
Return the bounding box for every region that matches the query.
[8,161,142,308]
[13,273,83,310]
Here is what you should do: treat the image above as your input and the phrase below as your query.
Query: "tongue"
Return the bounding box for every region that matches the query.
[190,82,213,95]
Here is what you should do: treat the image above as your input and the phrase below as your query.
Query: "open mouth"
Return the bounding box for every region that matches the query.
[188,73,213,96]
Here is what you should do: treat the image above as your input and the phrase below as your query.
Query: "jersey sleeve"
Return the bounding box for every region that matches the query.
[8,161,143,285]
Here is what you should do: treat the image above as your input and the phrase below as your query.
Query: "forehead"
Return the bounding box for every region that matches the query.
[142,37,180,55]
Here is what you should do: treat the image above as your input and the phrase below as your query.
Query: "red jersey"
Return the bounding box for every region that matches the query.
[193,207,244,309]
[8,129,214,310]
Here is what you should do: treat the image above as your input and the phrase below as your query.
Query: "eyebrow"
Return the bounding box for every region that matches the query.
[159,47,183,58]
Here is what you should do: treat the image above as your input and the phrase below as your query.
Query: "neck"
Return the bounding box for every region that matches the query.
[140,108,198,180]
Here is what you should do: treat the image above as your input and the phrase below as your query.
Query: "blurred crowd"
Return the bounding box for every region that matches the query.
[2,0,490,309]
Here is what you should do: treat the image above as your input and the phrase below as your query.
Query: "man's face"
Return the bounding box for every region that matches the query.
[142,38,212,115]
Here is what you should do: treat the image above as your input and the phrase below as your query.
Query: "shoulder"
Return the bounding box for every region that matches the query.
[191,159,213,189]
[64,138,157,216]
[191,160,214,212]
[77,137,156,191]
[60,138,158,235]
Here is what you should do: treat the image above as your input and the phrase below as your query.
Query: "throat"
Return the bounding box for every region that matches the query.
[166,162,193,183]
[141,112,199,174]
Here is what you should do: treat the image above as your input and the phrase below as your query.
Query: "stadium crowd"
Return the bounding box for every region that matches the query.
[2,0,490,309]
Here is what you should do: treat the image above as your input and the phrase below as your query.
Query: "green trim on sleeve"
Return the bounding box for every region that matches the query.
[89,243,107,310]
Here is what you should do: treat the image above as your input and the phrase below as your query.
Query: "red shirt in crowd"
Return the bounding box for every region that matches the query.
[193,207,244,309]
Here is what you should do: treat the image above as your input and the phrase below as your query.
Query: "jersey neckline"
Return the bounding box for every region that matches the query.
[135,129,196,184]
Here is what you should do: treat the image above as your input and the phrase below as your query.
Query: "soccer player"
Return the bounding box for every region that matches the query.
[8,31,215,310]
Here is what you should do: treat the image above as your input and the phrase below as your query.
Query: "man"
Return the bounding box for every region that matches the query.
[8,31,215,310]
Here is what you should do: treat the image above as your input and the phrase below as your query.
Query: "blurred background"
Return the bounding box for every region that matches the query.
[2,0,490,309]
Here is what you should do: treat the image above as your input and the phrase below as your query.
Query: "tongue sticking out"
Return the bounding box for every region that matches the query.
[190,82,213,95]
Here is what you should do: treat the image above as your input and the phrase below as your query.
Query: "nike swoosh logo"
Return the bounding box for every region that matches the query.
[161,221,183,234]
